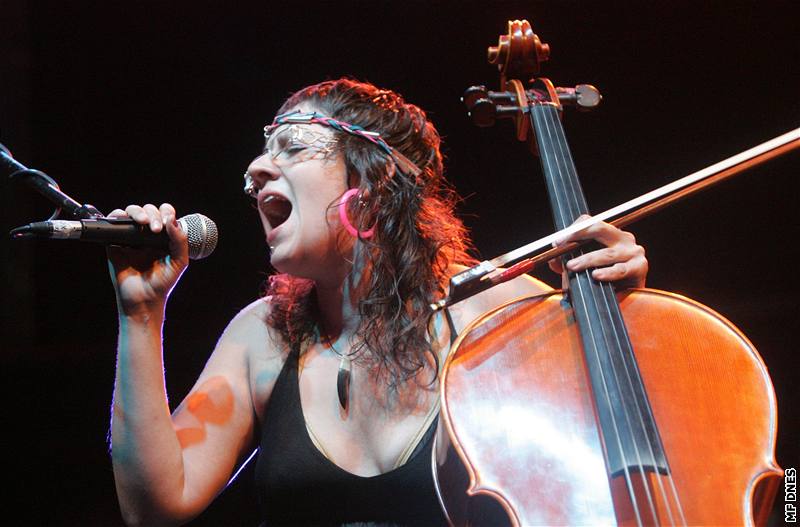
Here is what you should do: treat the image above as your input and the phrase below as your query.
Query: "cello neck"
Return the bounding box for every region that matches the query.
[529,97,589,227]
[528,91,682,525]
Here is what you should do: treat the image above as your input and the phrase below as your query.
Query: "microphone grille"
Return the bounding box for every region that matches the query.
[178,213,219,260]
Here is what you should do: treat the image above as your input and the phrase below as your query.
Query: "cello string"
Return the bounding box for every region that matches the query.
[549,105,671,522]
[534,104,644,526]
[550,111,655,526]
[548,105,670,524]
[539,102,688,525]
[597,278,681,525]
[544,104,684,525]
[598,274,688,524]
[535,105,644,524]
[550,97,685,524]
[542,105,657,525]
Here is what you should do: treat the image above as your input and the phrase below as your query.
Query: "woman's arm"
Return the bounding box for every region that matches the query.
[107,204,279,526]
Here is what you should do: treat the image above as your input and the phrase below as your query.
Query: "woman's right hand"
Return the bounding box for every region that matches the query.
[106,203,189,315]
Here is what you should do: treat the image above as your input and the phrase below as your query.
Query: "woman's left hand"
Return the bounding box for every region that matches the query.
[548,214,648,288]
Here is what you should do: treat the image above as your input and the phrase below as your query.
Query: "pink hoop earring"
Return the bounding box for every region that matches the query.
[338,188,374,238]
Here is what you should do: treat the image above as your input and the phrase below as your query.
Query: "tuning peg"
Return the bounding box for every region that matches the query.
[468,98,497,127]
[462,86,489,110]
[556,84,602,110]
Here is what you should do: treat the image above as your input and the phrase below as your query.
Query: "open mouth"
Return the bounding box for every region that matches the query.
[261,194,293,229]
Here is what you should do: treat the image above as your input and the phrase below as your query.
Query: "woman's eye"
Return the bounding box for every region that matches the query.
[285,139,306,150]
[276,142,307,158]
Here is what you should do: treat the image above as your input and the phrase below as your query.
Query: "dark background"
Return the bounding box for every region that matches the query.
[2,1,798,525]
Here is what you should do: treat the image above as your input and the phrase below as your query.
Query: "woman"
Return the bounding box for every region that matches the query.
[107,78,647,526]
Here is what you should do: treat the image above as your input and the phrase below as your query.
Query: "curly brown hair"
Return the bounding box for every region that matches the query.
[264,78,475,387]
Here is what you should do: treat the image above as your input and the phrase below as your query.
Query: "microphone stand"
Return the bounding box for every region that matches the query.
[3,143,104,239]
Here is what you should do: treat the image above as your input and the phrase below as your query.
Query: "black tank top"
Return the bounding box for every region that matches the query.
[254,347,448,526]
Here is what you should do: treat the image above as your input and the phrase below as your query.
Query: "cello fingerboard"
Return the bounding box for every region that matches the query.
[529,96,675,523]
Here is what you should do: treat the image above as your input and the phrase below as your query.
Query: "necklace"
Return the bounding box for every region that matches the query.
[319,328,352,412]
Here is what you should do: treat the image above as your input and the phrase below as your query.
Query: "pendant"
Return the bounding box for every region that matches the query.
[336,354,351,411]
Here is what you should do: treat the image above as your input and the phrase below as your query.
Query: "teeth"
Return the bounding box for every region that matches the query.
[263,195,276,204]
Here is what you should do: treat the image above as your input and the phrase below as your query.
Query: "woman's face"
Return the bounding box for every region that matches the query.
[245,106,352,285]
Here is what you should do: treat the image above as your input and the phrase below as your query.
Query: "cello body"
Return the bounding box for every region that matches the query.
[435,19,783,526]
[433,288,782,526]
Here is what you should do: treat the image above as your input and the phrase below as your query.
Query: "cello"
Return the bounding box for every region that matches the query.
[433,20,783,526]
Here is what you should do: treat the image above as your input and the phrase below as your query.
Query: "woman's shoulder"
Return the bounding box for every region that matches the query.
[214,297,288,419]
[218,297,268,342]
[221,296,284,357]
[203,297,286,379]
[233,295,273,321]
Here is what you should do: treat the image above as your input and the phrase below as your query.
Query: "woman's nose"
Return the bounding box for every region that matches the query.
[244,155,282,198]
[247,154,281,182]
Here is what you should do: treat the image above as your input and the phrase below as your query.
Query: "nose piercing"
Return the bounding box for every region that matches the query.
[243,171,257,197]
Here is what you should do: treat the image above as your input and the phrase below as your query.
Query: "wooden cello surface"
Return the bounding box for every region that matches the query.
[434,288,782,526]
[433,19,783,526]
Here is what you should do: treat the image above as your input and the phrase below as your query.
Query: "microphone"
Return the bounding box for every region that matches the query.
[10,214,219,260]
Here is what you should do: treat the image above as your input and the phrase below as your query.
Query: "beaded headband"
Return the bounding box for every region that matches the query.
[264,110,423,177]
